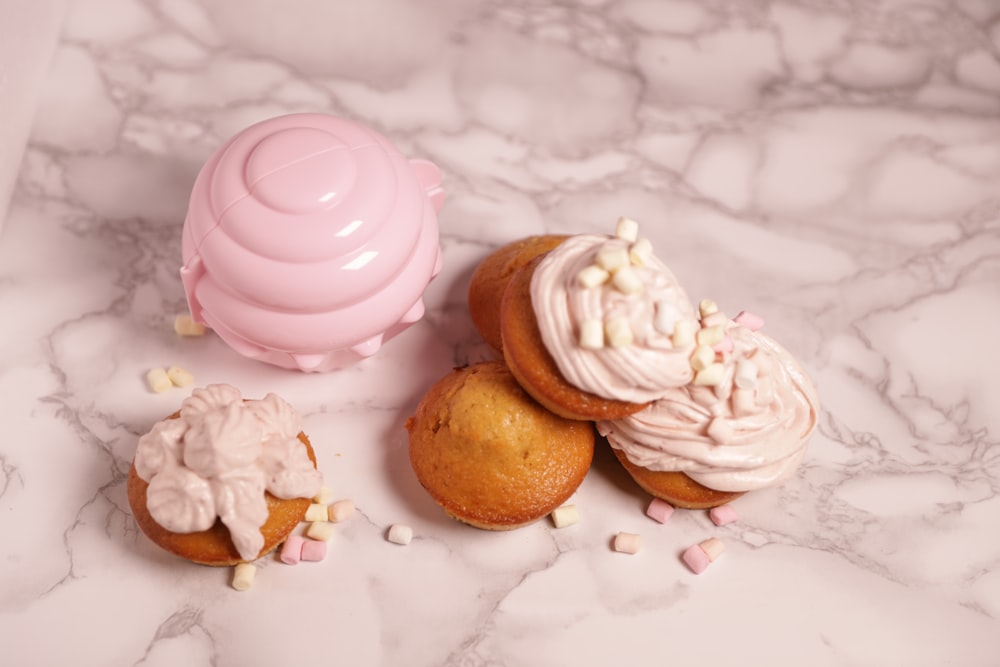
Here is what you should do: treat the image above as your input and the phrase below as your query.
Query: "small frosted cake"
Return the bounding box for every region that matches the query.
[128,384,322,565]
[406,361,595,530]
[500,218,700,421]
[597,309,819,509]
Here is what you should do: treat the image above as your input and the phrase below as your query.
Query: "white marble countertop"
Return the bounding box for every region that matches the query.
[3,0,999,665]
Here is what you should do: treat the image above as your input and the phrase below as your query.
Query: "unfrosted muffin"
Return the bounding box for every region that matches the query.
[500,222,700,421]
[468,234,567,354]
[127,384,322,566]
[406,361,594,530]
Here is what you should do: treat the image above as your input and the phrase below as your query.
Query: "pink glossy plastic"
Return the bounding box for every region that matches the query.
[180,113,444,372]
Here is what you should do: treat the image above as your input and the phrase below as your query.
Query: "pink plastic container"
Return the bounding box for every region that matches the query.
[180,113,444,372]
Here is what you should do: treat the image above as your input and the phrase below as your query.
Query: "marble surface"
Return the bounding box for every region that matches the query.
[2,0,999,664]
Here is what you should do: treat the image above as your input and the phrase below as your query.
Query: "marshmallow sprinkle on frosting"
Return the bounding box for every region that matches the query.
[135,384,322,561]
[529,224,699,403]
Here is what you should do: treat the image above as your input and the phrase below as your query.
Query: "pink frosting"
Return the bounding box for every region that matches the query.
[180,113,445,372]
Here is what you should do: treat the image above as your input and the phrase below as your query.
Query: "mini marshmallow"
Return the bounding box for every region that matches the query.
[312,485,335,505]
[614,532,642,554]
[713,336,734,354]
[577,264,610,289]
[698,299,719,318]
[611,266,644,295]
[709,505,740,526]
[646,498,674,524]
[732,387,756,416]
[231,563,256,591]
[733,310,765,331]
[629,238,653,266]
[173,314,206,337]
[689,344,715,371]
[306,521,335,542]
[579,319,605,349]
[300,539,327,562]
[304,503,329,523]
[682,543,711,574]
[654,301,682,336]
[696,325,725,347]
[596,246,630,272]
[280,535,305,565]
[701,311,729,328]
[699,537,726,561]
[733,359,758,389]
[615,216,640,242]
[166,365,194,388]
[550,505,580,528]
[671,319,697,348]
[387,524,413,545]
[605,317,634,347]
[693,363,725,386]
[706,417,733,442]
[328,499,355,523]
[146,368,171,393]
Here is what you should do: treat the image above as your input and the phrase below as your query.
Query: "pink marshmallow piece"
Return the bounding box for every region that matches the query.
[709,504,740,526]
[646,498,675,524]
[713,335,734,354]
[279,535,305,565]
[733,310,765,331]
[682,544,712,574]
[300,539,327,562]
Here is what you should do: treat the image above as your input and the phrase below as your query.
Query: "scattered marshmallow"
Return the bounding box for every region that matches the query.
[387,524,413,545]
[328,499,355,523]
[173,314,206,337]
[615,216,639,242]
[280,535,305,565]
[689,344,715,371]
[579,319,605,349]
[696,325,725,347]
[605,317,634,347]
[671,319,697,348]
[165,365,194,388]
[733,359,758,389]
[312,485,335,505]
[701,311,729,328]
[577,264,609,289]
[699,537,726,561]
[596,246,630,272]
[713,336,734,354]
[682,543,712,574]
[733,310,765,331]
[306,521,336,542]
[698,299,719,318]
[300,539,327,562]
[709,505,740,526]
[304,503,329,523]
[654,300,682,336]
[613,532,642,554]
[693,363,725,386]
[145,368,172,393]
[550,504,580,528]
[646,498,674,524]
[231,563,256,591]
[628,238,653,266]
[611,266,643,295]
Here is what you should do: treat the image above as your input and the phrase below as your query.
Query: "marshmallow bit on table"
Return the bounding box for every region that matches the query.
[328,499,355,522]
[615,216,640,242]
[550,504,580,528]
[646,498,675,524]
[300,539,327,562]
[145,368,172,393]
[280,535,305,565]
[699,537,726,561]
[387,524,413,545]
[166,365,194,388]
[173,314,206,337]
[577,264,610,289]
[681,543,712,574]
[231,563,256,591]
[306,521,335,542]
[604,317,634,348]
[709,504,740,526]
[733,310,765,331]
[304,503,329,523]
[613,532,642,554]
[578,319,604,349]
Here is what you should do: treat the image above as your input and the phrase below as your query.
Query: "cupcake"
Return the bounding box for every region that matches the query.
[406,361,595,530]
[128,384,323,565]
[468,234,567,354]
[597,310,820,509]
[500,218,700,421]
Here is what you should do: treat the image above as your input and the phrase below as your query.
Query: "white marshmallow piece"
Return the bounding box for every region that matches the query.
[304,503,329,523]
[628,238,653,266]
[693,363,726,386]
[696,325,725,347]
[306,521,336,542]
[732,388,756,416]
[596,246,630,272]
[733,359,759,389]
[614,532,642,555]
[387,524,413,545]
[231,563,256,591]
[699,299,719,318]
[605,317,634,347]
[699,537,726,561]
[173,314,206,337]
[654,301,682,336]
[166,365,194,388]
[701,311,729,328]
[579,319,605,349]
[611,266,644,295]
[615,216,640,242]
[671,319,697,348]
[550,505,580,528]
[689,344,716,371]
[577,264,610,289]
[312,485,335,505]
[328,499,355,523]
[145,368,171,393]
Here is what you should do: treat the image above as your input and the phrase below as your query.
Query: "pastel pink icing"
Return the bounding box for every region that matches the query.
[180,113,444,372]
